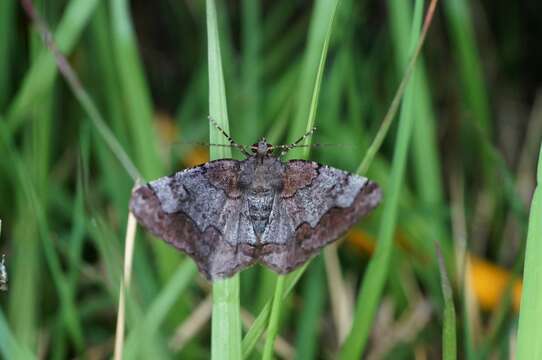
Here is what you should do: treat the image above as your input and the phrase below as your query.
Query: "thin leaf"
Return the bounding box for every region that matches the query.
[242,264,308,359]
[340,0,426,357]
[516,142,542,359]
[436,243,457,360]
[207,1,241,359]
[8,0,101,132]
[261,0,339,357]
[123,261,198,358]
[0,310,35,360]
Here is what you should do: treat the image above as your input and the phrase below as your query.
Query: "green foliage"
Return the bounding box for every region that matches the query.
[0,0,537,359]
[517,144,542,359]
[206,1,241,359]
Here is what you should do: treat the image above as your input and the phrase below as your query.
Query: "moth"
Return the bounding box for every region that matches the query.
[130,120,381,280]
[0,255,7,291]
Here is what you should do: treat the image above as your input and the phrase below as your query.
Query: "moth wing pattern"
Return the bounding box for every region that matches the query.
[259,160,381,273]
[129,160,257,280]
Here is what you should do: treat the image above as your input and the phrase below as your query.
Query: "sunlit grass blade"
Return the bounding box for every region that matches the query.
[340,0,426,358]
[436,243,457,360]
[516,143,542,359]
[206,0,241,359]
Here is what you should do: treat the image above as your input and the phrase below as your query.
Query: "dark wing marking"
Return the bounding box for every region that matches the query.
[129,160,257,280]
[259,160,381,273]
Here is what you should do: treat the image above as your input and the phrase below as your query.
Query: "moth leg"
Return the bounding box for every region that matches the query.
[208,116,251,156]
[276,127,317,156]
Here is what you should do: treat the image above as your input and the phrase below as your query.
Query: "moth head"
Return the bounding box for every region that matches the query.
[251,138,274,157]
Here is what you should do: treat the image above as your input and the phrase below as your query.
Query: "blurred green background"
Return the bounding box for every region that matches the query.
[0,0,541,359]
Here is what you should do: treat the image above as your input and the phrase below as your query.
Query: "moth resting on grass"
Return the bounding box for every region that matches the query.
[130,122,381,280]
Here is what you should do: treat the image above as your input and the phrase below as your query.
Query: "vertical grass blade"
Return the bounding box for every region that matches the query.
[262,275,286,360]
[0,0,15,109]
[113,212,137,360]
[242,264,308,358]
[109,0,162,180]
[123,260,198,358]
[207,1,241,359]
[442,0,491,136]
[19,0,141,181]
[340,1,425,358]
[241,0,261,143]
[262,0,339,357]
[388,0,445,243]
[0,119,82,354]
[436,243,457,360]
[516,142,542,359]
[0,309,34,360]
[289,0,340,154]
[357,0,438,176]
[293,257,326,360]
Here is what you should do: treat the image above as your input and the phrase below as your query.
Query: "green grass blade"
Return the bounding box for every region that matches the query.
[242,264,308,358]
[110,0,162,180]
[340,1,425,358]
[20,1,141,182]
[293,258,326,360]
[388,0,445,243]
[0,0,15,109]
[240,0,261,143]
[123,261,197,358]
[516,142,542,359]
[436,243,457,360]
[442,0,491,136]
[7,0,100,131]
[262,275,286,360]
[261,0,339,357]
[0,119,84,352]
[0,310,35,360]
[207,1,241,359]
[357,0,438,176]
[289,0,339,155]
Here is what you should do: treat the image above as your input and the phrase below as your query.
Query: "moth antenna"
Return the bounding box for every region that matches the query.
[208,116,251,156]
[277,143,354,149]
[172,141,241,148]
[277,127,317,156]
